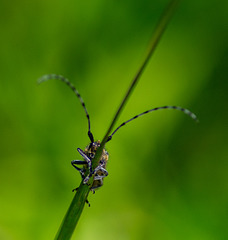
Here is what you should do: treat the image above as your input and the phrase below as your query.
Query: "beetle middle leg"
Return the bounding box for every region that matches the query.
[83,165,109,184]
[71,160,87,178]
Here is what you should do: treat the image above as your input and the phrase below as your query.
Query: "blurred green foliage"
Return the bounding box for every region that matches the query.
[0,0,227,239]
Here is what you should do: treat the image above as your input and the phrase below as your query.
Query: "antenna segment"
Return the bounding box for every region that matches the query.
[38,74,94,143]
[107,105,198,142]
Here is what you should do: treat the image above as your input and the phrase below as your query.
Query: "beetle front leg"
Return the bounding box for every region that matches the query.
[77,148,92,174]
[77,148,94,185]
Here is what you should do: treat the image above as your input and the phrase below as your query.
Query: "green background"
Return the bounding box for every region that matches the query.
[0,0,227,239]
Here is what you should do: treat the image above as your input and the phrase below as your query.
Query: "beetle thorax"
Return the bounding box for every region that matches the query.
[84,140,109,168]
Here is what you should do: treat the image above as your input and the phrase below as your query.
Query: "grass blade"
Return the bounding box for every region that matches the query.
[54,1,180,239]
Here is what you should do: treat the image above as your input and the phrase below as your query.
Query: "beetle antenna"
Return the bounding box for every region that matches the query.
[38,74,94,143]
[106,105,198,142]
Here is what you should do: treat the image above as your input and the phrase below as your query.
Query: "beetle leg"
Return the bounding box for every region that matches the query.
[77,148,92,175]
[94,166,108,177]
[77,148,95,185]
[91,175,104,190]
[71,187,91,207]
[84,164,109,184]
[71,160,87,178]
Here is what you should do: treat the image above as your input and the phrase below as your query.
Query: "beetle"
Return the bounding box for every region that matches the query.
[38,74,197,199]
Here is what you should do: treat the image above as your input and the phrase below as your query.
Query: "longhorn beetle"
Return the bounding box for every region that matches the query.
[38,74,198,205]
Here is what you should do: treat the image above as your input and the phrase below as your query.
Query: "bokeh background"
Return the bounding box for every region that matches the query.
[0,0,227,239]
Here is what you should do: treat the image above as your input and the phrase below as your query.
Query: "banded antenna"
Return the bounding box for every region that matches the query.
[38,74,94,143]
[107,105,198,142]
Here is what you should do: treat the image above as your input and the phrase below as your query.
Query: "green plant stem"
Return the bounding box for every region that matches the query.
[96,0,181,162]
[54,182,89,240]
[54,1,180,239]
